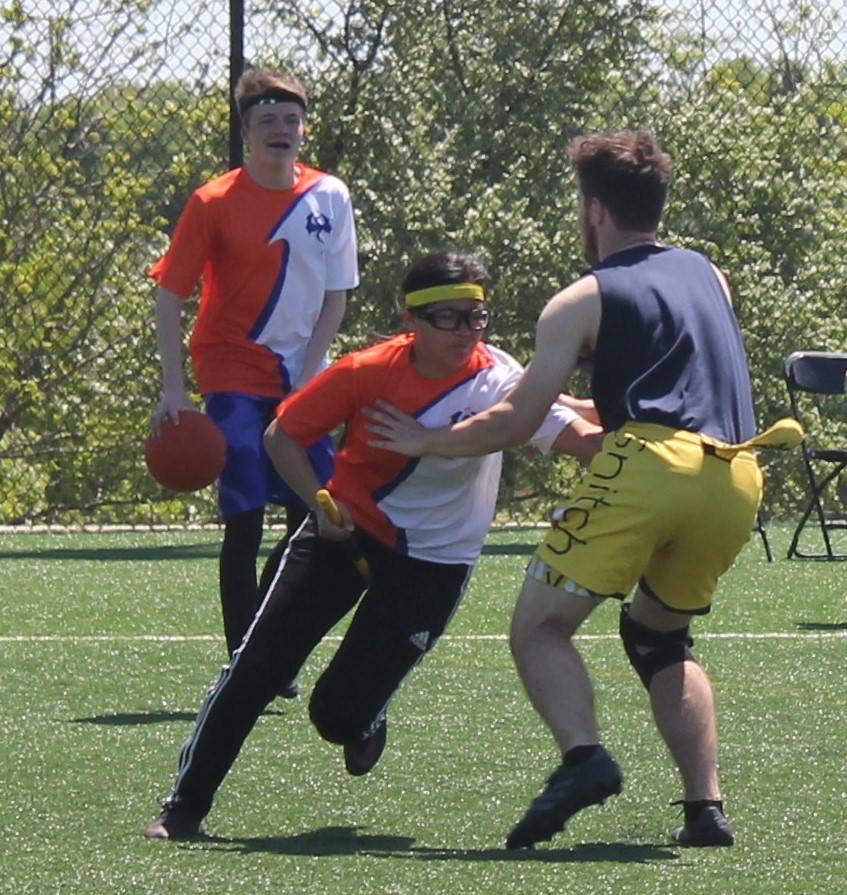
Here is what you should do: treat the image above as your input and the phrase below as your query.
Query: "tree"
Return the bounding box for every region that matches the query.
[2,0,845,523]
[0,0,228,522]
[267,0,660,514]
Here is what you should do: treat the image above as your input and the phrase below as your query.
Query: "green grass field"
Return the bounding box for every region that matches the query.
[0,525,844,895]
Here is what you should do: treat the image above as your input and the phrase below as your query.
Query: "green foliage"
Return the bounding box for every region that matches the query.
[277,0,660,515]
[650,61,847,514]
[279,0,847,519]
[296,0,656,340]
[1,1,228,522]
[1,0,845,522]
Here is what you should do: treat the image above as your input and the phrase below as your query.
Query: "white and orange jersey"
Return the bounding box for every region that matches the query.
[150,165,359,398]
[276,333,577,564]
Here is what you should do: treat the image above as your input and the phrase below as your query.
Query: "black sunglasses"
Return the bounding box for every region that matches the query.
[413,306,491,332]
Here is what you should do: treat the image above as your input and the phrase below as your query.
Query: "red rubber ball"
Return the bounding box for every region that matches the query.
[144,410,227,492]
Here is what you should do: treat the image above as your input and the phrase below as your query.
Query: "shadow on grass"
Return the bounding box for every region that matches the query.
[395,841,678,864]
[200,825,677,864]
[3,539,535,560]
[481,542,536,556]
[69,708,287,725]
[204,826,415,857]
[2,540,537,561]
[795,621,847,630]
[0,543,222,562]
[0,540,297,562]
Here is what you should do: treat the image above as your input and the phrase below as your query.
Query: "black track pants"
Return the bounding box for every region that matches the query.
[165,518,471,819]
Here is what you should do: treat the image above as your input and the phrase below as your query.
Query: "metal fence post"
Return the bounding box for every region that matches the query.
[229,0,245,170]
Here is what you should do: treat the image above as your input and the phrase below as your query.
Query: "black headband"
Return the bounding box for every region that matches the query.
[239,88,307,118]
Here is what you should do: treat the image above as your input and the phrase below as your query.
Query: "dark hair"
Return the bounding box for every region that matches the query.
[235,68,308,124]
[401,251,490,297]
[568,129,673,231]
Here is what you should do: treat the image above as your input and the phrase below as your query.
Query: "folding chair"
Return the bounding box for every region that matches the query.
[783,351,847,560]
[754,510,773,562]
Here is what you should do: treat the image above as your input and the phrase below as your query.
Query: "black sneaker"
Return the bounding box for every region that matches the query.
[278,680,300,699]
[672,801,735,847]
[505,747,623,849]
[144,806,203,840]
[343,719,387,776]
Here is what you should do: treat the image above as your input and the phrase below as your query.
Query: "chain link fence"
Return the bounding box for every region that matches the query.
[2,0,845,527]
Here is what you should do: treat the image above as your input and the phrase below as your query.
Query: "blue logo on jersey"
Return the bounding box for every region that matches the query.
[306,213,332,242]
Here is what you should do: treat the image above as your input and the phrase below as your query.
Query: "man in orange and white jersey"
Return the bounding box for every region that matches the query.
[144,251,602,840]
[149,69,359,669]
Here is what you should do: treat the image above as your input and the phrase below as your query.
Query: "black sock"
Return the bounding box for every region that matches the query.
[563,744,603,767]
[219,509,264,655]
[681,799,724,824]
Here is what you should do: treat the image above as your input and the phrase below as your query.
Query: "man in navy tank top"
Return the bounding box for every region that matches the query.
[368,130,775,849]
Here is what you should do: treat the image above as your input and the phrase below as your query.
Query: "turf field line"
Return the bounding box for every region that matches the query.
[0,631,844,643]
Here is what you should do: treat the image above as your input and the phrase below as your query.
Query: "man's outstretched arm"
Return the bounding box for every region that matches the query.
[367,276,602,458]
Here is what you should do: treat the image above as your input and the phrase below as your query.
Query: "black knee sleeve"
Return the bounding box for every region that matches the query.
[619,603,696,689]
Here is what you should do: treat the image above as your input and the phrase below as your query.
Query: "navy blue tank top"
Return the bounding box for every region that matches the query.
[589,244,756,444]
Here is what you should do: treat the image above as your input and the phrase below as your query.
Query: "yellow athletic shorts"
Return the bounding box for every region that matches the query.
[535,422,764,614]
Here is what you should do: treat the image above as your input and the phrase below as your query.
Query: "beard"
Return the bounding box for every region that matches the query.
[582,219,600,267]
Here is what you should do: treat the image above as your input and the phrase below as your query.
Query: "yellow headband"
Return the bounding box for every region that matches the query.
[404,283,486,308]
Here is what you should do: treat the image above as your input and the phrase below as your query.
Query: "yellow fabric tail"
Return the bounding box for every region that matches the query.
[702,417,805,460]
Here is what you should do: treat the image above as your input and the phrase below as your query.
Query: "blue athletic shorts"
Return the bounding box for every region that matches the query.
[205,392,334,520]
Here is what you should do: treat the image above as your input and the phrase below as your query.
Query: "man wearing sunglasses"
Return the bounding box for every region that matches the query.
[145,250,602,840]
